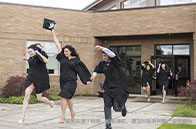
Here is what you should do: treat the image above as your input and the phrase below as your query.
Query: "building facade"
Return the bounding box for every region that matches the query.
[0,1,196,95]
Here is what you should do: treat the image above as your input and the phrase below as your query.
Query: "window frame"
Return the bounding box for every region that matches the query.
[26,40,61,75]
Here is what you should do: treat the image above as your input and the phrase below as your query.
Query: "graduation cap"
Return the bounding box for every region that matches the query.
[144,61,149,65]
[159,61,166,65]
[42,18,56,30]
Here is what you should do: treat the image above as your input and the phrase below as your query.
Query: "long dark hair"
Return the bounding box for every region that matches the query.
[62,45,79,59]
[28,43,42,52]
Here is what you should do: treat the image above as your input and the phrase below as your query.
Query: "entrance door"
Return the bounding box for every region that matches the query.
[174,56,190,96]
[151,55,190,96]
[151,56,174,95]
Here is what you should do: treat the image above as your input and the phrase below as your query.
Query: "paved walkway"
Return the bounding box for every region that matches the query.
[0,96,196,129]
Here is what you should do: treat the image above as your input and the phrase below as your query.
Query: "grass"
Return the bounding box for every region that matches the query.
[172,104,196,117]
[0,95,61,104]
[157,124,196,129]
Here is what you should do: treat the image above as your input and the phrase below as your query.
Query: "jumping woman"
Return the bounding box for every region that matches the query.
[18,43,54,124]
[141,61,155,102]
[157,62,172,104]
[51,29,91,124]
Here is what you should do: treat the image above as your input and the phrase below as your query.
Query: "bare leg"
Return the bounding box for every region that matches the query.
[36,93,54,108]
[18,87,33,124]
[142,87,148,101]
[67,99,75,120]
[147,85,151,102]
[162,86,166,104]
[59,98,68,124]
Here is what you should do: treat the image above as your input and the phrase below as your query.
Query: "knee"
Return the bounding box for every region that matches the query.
[37,96,43,101]
[24,93,31,100]
[61,98,68,103]
[113,103,121,112]
[113,106,121,112]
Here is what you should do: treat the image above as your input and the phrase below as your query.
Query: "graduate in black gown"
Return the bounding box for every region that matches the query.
[51,29,91,124]
[18,43,54,124]
[157,62,172,104]
[141,61,155,102]
[91,45,129,129]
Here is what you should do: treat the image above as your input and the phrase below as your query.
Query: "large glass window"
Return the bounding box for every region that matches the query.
[26,41,60,74]
[156,44,190,56]
[109,6,117,10]
[159,0,195,6]
[129,0,147,8]
[156,45,172,55]
[121,0,130,9]
[173,45,190,55]
[111,46,141,94]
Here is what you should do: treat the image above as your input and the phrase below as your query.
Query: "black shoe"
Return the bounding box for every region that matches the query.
[106,127,112,129]
[121,105,127,117]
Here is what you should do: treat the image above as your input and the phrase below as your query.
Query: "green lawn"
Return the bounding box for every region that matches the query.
[157,124,196,129]
[172,104,196,117]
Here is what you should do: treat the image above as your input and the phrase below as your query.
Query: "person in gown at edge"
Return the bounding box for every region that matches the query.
[51,29,91,124]
[91,45,129,129]
[141,61,155,102]
[157,62,172,104]
[18,43,54,124]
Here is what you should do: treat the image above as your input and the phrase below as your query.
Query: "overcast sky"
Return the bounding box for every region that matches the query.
[0,0,96,10]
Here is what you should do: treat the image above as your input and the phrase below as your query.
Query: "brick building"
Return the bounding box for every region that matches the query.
[0,0,196,96]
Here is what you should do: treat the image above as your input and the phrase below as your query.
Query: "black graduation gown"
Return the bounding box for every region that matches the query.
[24,51,50,94]
[157,68,171,90]
[94,55,129,107]
[141,66,154,87]
[56,52,91,99]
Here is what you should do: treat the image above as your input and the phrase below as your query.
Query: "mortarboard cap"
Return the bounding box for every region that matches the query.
[43,18,56,30]
[144,61,149,65]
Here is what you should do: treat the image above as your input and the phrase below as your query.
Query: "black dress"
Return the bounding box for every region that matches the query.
[24,51,50,94]
[56,52,91,99]
[94,55,129,108]
[141,66,154,87]
[157,68,171,90]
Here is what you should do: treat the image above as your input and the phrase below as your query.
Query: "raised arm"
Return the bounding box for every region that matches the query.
[148,61,155,69]
[52,29,61,53]
[95,45,116,58]
[157,63,161,73]
[35,51,48,64]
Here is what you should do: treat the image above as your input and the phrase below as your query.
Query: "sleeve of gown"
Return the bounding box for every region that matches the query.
[102,48,116,58]
[36,51,48,63]
[56,52,64,62]
[94,61,104,74]
[75,60,91,85]
[141,66,145,71]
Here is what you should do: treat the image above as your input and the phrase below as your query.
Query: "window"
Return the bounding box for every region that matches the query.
[156,44,190,56]
[121,0,130,9]
[109,6,117,10]
[159,0,194,6]
[173,45,190,55]
[26,41,60,74]
[130,0,147,8]
[156,45,172,55]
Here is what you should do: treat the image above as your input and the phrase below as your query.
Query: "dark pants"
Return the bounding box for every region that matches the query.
[103,93,122,128]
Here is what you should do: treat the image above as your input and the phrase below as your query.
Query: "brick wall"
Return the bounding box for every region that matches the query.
[0,3,196,96]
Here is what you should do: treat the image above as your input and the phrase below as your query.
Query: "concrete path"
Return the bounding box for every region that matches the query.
[0,96,195,129]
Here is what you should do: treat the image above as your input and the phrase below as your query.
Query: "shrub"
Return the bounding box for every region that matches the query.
[178,80,196,104]
[1,75,26,98]
[0,95,39,104]
[1,75,51,98]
